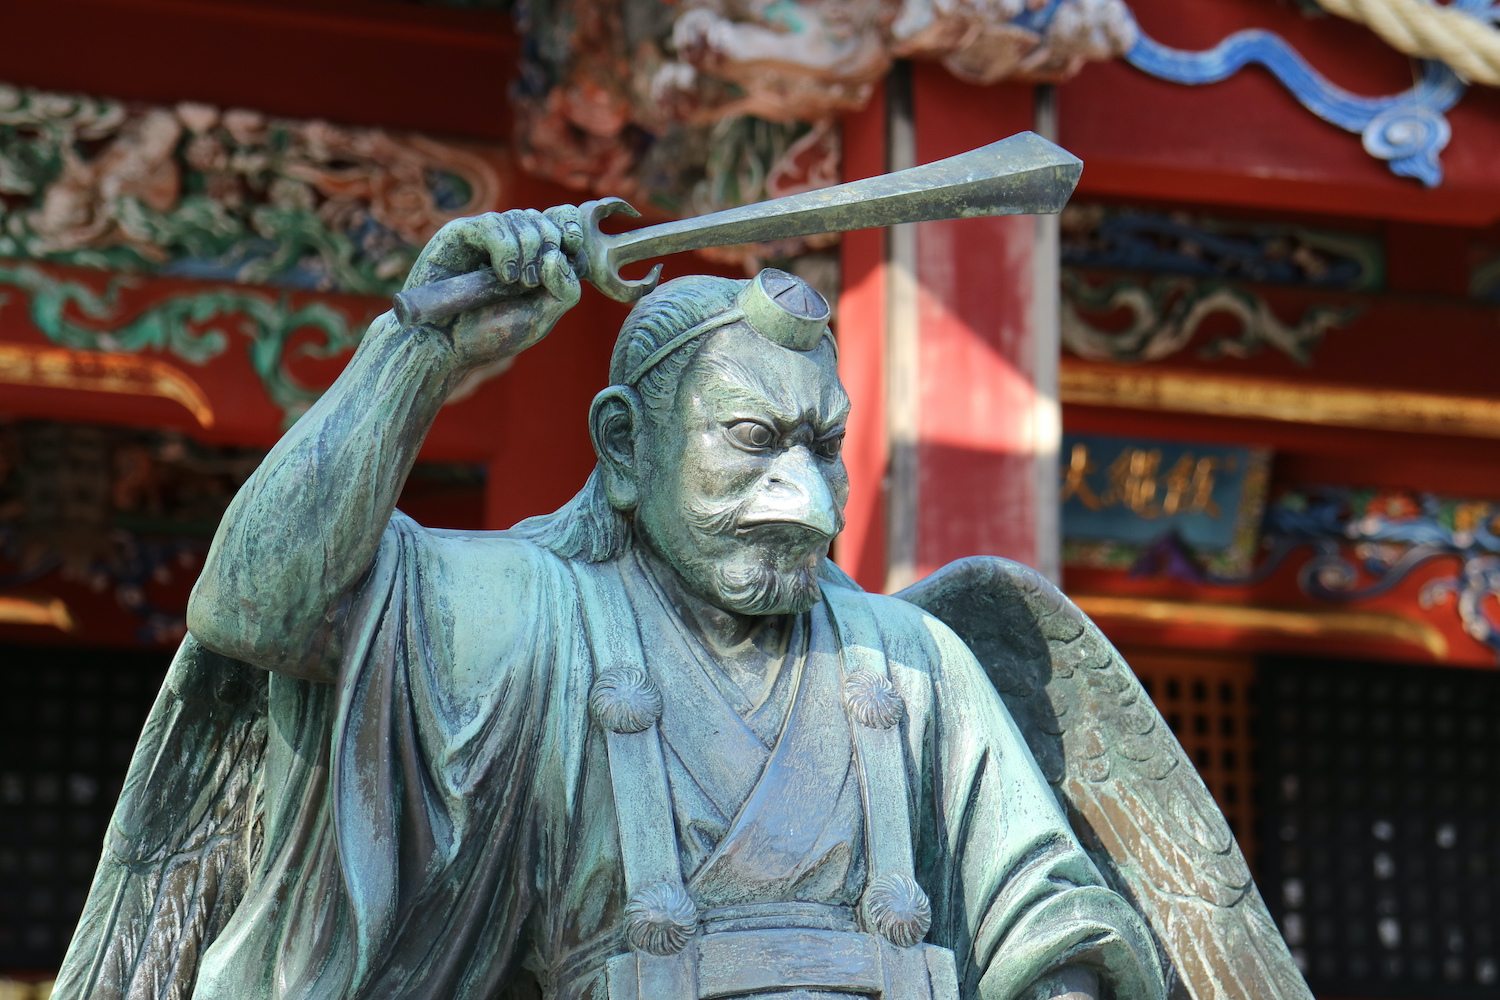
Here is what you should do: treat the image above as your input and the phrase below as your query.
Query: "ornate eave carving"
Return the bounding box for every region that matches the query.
[506,0,1496,210]
[511,0,1132,253]
[0,83,504,295]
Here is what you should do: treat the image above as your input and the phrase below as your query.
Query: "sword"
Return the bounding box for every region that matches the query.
[392,130,1082,326]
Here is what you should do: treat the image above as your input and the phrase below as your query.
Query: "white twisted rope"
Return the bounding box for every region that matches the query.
[1318,0,1500,86]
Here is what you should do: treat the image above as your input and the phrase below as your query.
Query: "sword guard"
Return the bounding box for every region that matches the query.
[578,197,664,305]
[391,197,662,327]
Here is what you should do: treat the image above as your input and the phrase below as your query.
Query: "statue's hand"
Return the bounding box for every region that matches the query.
[405,205,585,371]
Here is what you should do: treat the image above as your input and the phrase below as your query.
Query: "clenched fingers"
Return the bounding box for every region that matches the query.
[477,213,523,286]
[514,211,545,289]
[544,205,585,258]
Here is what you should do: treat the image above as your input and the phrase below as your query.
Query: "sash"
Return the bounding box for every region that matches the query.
[620,557,773,824]
[572,560,696,1000]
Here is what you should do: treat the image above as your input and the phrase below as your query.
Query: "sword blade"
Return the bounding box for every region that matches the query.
[604,131,1080,271]
[392,131,1081,323]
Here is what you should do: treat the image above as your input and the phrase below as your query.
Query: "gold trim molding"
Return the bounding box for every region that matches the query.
[0,593,75,631]
[1060,360,1500,439]
[1072,594,1449,659]
[0,343,215,427]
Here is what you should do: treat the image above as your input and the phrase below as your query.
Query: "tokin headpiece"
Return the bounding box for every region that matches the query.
[621,268,832,386]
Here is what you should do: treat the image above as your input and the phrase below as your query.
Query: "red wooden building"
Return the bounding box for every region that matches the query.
[1,0,1498,994]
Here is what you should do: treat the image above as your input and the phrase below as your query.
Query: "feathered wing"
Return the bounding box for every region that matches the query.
[897,557,1311,1000]
[53,635,268,1000]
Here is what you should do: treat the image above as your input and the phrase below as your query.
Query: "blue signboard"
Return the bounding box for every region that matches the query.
[1061,433,1271,574]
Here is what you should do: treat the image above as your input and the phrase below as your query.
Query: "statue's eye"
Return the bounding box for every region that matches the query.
[813,433,844,460]
[727,421,776,450]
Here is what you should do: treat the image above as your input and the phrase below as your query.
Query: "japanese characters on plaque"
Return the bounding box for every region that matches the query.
[1060,433,1272,576]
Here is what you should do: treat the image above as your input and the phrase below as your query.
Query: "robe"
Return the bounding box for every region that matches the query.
[190,513,1161,1000]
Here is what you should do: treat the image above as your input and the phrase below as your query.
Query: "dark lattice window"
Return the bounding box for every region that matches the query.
[0,645,169,970]
[1259,657,1500,997]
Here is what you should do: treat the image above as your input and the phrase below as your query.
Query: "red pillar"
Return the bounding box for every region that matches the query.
[837,83,890,591]
[913,68,1046,582]
[839,65,1056,591]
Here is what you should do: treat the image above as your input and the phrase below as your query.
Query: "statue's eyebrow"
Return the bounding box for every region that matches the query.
[698,353,839,429]
[701,358,797,423]
[823,385,851,429]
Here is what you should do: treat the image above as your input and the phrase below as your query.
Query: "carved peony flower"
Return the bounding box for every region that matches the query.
[861,873,932,948]
[842,669,905,730]
[625,881,698,955]
[589,667,663,734]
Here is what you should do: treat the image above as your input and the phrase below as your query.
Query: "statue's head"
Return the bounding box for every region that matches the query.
[514,269,849,616]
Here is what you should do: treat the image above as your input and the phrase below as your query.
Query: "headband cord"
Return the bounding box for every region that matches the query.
[621,308,747,386]
[620,301,837,388]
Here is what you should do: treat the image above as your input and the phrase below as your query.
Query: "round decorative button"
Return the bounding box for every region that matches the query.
[589,667,663,733]
[842,669,905,730]
[625,881,697,955]
[860,873,931,948]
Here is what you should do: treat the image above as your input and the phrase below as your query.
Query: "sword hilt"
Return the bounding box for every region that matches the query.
[392,199,660,327]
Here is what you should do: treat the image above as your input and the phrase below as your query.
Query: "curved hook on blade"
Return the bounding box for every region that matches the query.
[580,197,664,304]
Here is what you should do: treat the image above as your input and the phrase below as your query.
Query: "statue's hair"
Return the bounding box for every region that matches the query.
[509,274,746,562]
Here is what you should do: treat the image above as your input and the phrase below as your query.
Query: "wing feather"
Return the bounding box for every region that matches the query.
[899,557,1311,1000]
[54,636,268,1000]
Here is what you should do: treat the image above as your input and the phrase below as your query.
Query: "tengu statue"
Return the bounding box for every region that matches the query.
[55,164,1309,1000]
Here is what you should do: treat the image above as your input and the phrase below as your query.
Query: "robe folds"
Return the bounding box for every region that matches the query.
[190,513,1162,1000]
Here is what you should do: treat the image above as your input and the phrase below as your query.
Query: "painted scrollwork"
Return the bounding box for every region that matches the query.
[0,261,369,422]
[1060,270,1360,365]
[1279,489,1500,655]
[1061,204,1385,291]
[0,82,502,295]
[1138,486,1500,661]
[1124,25,1465,186]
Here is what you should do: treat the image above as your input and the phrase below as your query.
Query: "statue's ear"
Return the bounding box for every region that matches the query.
[589,385,644,511]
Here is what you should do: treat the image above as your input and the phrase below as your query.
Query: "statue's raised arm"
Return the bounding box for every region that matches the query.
[186,206,585,679]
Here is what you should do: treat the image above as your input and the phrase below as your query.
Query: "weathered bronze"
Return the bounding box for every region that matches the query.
[392,131,1082,325]
[54,134,1308,1000]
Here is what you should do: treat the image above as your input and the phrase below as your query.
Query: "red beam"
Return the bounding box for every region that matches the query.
[911,67,1042,578]
[0,0,516,139]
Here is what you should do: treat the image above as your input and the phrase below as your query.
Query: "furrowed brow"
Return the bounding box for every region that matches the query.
[698,355,801,426]
[822,385,851,430]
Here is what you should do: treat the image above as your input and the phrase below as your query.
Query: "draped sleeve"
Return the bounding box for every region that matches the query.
[189,512,589,1000]
[877,597,1165,1000]
[318,512,578,1000]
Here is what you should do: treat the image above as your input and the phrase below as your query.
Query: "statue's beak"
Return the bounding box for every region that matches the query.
[737,447,840,540]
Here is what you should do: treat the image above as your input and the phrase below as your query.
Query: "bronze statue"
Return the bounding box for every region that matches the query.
[53,137,1309,1000]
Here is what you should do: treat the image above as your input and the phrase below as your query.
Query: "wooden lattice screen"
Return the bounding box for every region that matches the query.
[0,645,169,970]
[1258,657,1499,997]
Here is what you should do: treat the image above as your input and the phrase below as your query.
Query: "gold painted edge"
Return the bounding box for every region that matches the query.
[0,594,76,632]
[0,343,216,428]
[1072,594,1448,659]
[1060,360,1500,440]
